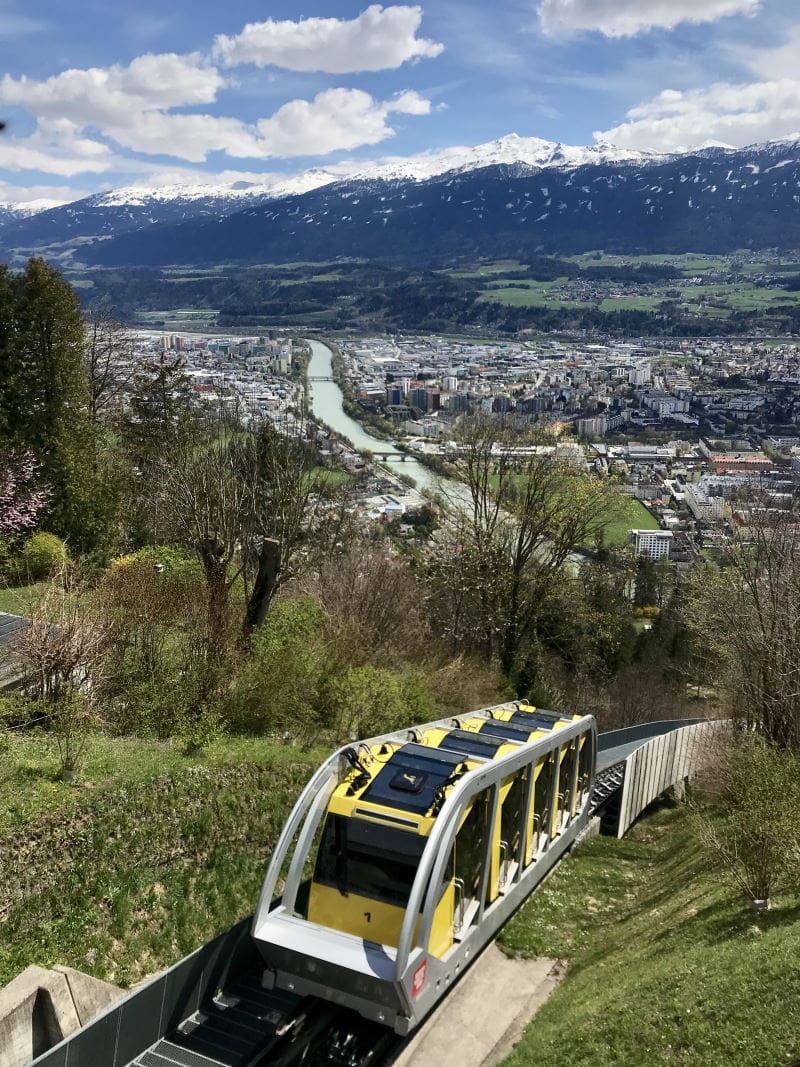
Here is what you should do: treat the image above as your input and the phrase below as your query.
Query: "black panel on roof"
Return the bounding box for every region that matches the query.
[509,711,560,731]
[478,719,536,742]
[516,707,561,723]
[437,729,509,760]
[361,743,465,815]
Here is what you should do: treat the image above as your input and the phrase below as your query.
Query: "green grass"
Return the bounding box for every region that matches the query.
[499,802,800,1066]
[600,296,663,312]
[598,497,659,547]
[0,731,322,986]
[0,582,48,615]
[477,280,591,309]
[0,730,322,834]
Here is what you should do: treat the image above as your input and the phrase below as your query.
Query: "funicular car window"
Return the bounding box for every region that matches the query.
[315,814,427,908]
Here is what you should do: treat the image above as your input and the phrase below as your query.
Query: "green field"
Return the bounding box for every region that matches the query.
[459,254,800,321]
[134,308,220,328]
[599,296,663,312]
[0,732,320,986]
[599,497,659,546]
[478,285,590,309]
[499,801,800,1066]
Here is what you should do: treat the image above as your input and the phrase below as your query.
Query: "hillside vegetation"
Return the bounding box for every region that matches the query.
[499,802,800,1066]
[0,733,319,987]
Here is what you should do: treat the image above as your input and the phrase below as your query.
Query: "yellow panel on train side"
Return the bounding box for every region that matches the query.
[308,879,456,958]
[524,757,553,864]
[326,793,439,835]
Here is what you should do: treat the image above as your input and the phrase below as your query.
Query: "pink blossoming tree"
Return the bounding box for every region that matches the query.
[0,450,50,538]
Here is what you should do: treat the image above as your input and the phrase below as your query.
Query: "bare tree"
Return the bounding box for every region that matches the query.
[684,501,800,749]
[84,308,136,425]
[12,567,114,778]
[158,424,251,654]
[430,418,616,685]
[240,425,331,636]
[155,410,333,651]
[305,544,428,660]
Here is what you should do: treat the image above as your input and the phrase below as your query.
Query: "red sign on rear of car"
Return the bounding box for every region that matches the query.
[411,958,427,999]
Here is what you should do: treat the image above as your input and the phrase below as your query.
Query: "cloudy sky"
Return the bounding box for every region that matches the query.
[1,0,799,208]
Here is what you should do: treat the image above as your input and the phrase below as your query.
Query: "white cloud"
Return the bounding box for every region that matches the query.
[732,26,800,82]
[0,42,434,164]
[537,0,760,38]
[213,5,443,73]
[0,120,115,175]
[255,88,431,156]
[0,180,90,210]
[0,52,224,127]
[596,78,800,151]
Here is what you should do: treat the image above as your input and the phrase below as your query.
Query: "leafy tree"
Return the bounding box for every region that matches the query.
[0,259,123,553]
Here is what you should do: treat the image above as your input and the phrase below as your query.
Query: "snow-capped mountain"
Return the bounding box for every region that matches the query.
[1,135,799,265]
[86,134,659,208]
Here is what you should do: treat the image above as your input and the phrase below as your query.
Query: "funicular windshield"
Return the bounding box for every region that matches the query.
[315,815,427,908]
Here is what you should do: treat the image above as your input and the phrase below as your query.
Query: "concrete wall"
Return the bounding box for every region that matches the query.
[0,966,121,1067]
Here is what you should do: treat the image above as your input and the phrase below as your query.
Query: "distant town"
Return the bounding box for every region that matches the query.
[125,326,800,568]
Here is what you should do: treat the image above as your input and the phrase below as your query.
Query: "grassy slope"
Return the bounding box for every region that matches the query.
[0,582,48,615]
[0,733,321,987]
[499,803,800,1066]
[600,497,660,546]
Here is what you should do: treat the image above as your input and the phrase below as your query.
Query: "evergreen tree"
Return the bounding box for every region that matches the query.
[0,258,122,553]
[7,257,89,459]
[634,554,658,607]
[0,264,15,440]
[125,348,189,467]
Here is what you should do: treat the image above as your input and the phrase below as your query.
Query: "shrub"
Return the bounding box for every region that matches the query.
[327,664,411,742]
[692,735,800,910]
[225,597,326,738]
[178,702,225,756]
[19,532,68,581]
[110,545,201,583]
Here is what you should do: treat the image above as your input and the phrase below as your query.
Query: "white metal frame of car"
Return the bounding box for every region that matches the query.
[252,706,597,1034]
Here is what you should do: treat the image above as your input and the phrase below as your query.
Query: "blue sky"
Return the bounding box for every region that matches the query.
[1,0,799,207]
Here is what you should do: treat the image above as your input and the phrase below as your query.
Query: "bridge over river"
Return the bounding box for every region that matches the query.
[306,339,466,501]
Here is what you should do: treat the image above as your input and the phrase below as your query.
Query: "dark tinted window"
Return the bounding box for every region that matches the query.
[314,815,427,908]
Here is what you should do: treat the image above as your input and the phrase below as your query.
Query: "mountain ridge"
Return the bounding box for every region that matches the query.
[2,136,800,265]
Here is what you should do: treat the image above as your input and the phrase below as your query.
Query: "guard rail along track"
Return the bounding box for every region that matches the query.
[30,712,722,1067]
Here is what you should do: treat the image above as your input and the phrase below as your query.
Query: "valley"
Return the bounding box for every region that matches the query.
[59,250,800,338]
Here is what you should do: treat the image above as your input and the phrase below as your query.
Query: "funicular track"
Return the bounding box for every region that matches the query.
[31,718,718,1067]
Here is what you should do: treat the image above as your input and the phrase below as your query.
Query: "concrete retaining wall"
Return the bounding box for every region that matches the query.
[0,966,121,1067]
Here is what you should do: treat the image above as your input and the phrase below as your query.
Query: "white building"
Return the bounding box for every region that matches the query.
[629,528,673,560]
[684,483,726,522]
[629,364,652,387]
